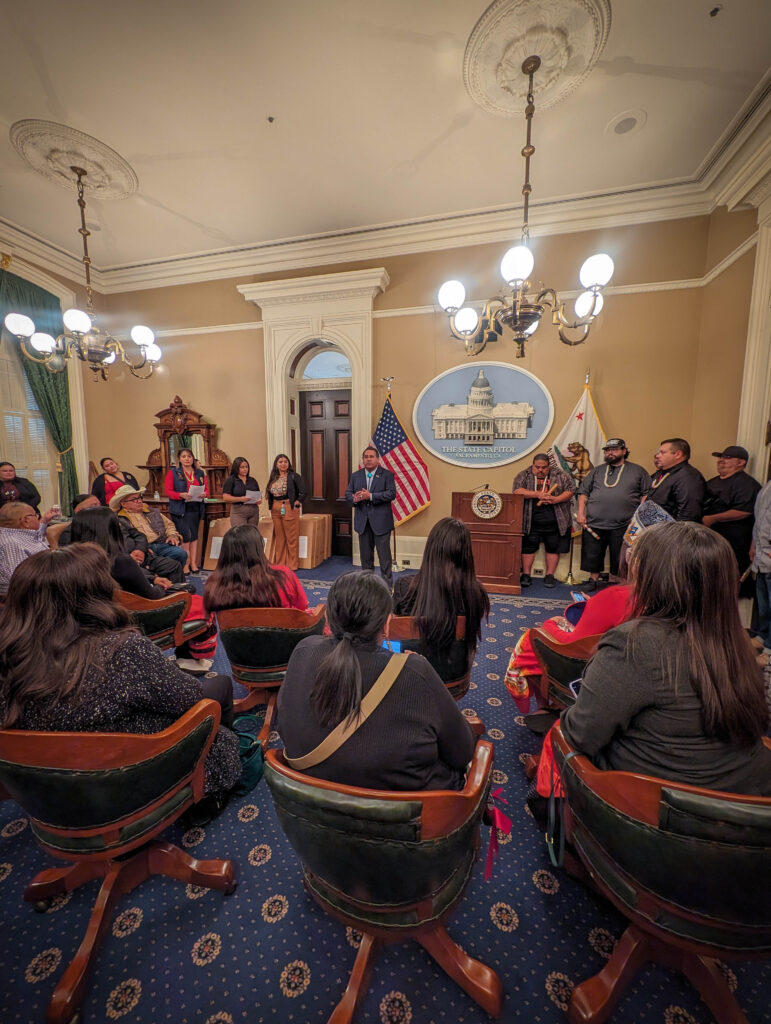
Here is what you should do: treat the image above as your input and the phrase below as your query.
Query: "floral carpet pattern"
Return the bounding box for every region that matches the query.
[1,563,769,1023]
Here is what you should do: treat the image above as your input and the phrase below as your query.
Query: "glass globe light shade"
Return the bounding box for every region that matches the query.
[453,307,480,335]
[500,245,534,286]
[4,313,35,337]
[63,308,92,334]
[579,253,614,289]
[131,325,155,347]
[574,291,604,319]
[524,320,539,336]
[103,351,117,365]
[144,343,162,363]
[437,280,466,313]
[30,332,56,354]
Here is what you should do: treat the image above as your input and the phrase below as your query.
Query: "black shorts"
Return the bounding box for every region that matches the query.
[580,526,626,575]
[522,529,571,555]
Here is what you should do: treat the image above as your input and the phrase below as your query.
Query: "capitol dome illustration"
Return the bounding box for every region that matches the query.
[432,368,534,446]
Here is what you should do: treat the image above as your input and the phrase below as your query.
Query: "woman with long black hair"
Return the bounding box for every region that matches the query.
[204,523,308,613]
[278,571,475,790]
[266,454,306,571]
[392,517,490,664]
[0,544,240,800]
[562,521,771,794]
[222,457,262,528]
[165,449,208,573]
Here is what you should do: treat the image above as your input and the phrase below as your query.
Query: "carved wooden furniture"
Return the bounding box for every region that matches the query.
[0,701,237,1024]
[216,605,326,736]
[451,492,524,594]
[530,628,602,710]
[115,589,210,652]
[551,723,771,1024]
[137,395,230,499]
[264,741,503,1024]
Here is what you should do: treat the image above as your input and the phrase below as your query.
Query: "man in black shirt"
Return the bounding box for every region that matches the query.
[644,438,706,521]
[703,445,760,578]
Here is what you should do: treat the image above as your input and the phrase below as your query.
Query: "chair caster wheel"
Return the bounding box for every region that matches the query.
[225,880,238,896]
[34,898,52,913]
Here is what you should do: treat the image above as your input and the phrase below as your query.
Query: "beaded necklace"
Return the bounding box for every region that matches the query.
[603,462,626,488]
[649,470,670,490]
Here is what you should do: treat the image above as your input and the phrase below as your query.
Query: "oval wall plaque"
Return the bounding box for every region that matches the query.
[412,362,554,469]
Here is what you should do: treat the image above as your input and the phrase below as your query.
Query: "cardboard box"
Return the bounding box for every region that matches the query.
[297,514,331,570]
[202,517,274,571]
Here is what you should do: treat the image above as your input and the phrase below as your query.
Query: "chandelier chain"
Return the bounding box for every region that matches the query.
[73,167,95,316]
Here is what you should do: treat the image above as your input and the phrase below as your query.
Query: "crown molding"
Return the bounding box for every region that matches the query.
[0,78,768,296]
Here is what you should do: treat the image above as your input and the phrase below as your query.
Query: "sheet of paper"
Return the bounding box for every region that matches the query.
[187,484,205,501]
[245,489,262,504]
[210,536,223,559]
[298,536,308,558]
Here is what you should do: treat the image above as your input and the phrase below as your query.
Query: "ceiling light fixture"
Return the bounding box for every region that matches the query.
[3,166,160,381]
[438,55,614,358]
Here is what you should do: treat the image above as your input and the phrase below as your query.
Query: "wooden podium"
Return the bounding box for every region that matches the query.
[451,492,524,595]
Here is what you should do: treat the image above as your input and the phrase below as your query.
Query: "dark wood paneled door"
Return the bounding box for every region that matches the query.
[300,389,352,556]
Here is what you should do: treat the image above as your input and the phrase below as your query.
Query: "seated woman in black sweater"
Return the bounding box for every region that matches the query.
[0,544,240,801]
[68,506,217,672]
[562,521,771,795]
[278,571,476,791]
[392,517,490,667]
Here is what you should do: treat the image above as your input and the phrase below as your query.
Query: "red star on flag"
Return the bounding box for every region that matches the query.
[576,412,584,420]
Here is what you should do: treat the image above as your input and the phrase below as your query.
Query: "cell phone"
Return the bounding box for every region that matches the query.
[382,639,402,653]
[568,678,582,699]
[570,591,588,603]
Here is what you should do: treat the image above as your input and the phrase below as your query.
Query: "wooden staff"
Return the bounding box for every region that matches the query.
[536,482,560,505]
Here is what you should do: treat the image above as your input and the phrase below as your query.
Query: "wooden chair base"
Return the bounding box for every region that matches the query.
[568,925,749,1024]
[25,840,236,1024]
[328,923,503,1024]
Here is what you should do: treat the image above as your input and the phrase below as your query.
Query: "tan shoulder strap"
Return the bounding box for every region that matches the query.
[285,652,409,771]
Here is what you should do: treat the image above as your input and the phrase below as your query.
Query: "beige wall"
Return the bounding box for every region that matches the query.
[23,207,753,533]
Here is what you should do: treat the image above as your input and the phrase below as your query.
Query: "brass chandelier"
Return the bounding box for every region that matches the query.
[438,55,614,358]
[3,167,161,381]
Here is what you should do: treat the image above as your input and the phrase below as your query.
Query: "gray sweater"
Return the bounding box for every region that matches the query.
[561,619,771,795]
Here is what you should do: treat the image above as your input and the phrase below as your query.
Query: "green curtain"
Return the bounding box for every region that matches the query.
[0,269,79,512]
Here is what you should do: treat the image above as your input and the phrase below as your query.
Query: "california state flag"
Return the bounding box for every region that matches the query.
[549,383,606,485]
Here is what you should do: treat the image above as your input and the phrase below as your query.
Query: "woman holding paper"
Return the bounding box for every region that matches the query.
[222,457,262,528]
[166,449,209,573]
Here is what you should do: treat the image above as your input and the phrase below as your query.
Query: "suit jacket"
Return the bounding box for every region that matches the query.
[345,467,396,536]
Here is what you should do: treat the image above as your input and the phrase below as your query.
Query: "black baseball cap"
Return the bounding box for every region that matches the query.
[711,445,748,461]
[602,438,626,449]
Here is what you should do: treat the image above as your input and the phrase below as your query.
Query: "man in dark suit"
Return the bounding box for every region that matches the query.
[345,445,396,587]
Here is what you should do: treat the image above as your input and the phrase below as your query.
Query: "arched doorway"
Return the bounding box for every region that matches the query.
[290,343,352,556]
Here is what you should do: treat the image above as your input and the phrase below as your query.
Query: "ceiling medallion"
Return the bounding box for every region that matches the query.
[9,120,138,198]
[463,0,612,116]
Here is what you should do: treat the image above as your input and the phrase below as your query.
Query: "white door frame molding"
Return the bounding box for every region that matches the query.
[238,268,389,466]
[3,259,89,492]
[737,193,771,478]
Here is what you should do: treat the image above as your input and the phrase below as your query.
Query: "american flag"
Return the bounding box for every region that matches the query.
[372,396,431,526]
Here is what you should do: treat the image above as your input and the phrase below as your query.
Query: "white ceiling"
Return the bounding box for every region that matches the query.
[1,0,769,283]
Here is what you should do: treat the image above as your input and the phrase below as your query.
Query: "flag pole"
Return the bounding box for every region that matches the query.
[565,368,590,585]
[380,377,399,579]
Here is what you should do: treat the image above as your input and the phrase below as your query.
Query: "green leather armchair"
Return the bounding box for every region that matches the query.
[530,629,601,710]
[0,700,237,1024]
[217,604,326,732]
[264,740,503,1023]
[388,615,472,699]
[551,722,771,1024]
[115,588,209,651]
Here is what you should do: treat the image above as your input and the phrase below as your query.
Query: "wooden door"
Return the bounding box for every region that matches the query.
[300,390,352,556]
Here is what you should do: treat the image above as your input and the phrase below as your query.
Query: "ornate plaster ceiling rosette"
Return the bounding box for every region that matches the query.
[463,0,612,116]
[9,120,138,198]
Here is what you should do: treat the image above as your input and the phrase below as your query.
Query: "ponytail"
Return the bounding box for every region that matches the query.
[310,572,392,728]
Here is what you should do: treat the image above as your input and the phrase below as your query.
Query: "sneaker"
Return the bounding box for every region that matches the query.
[580,579,598,593]
[176,658,213,673]
[520,573,532,588]
[543,574,556,588]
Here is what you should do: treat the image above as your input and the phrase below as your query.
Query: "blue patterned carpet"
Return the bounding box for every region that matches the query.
[1,563,769,1024]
